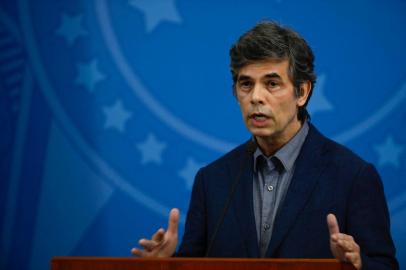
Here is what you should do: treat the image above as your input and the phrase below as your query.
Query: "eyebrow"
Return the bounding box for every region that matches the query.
[237,72,282,81]
[263,73,282,80]
[237,75,251,81]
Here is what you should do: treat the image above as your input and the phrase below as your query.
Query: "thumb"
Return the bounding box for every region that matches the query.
[327,213,340,236]
[167,208,180,235]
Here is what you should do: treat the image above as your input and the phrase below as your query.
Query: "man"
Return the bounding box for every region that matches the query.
[132,21,398,270]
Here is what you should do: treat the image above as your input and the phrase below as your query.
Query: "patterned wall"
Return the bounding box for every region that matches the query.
[0,0,405,269]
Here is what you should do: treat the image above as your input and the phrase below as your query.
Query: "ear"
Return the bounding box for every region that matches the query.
[297,81,312,107]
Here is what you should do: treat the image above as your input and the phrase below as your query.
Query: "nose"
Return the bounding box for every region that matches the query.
[250,84,265,105]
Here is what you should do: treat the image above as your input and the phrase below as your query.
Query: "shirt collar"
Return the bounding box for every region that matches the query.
[253,121,309,173]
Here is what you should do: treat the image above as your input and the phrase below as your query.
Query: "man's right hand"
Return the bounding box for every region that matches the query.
[131,208,180,257]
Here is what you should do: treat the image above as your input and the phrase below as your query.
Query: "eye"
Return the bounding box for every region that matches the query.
[238,81,253,91]
[266,80,279,90]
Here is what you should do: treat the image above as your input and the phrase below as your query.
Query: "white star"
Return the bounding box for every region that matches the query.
[308,74,333,116]
[103,100,132,132]
[179,158,204,190]
[56,14,87,46]
[136,134,167,165]
[374,136,404,168]
[75,59,105,92]
[129,0,182,32]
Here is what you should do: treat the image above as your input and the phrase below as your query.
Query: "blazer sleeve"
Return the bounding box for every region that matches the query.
[347,163,398,270]
[176,168,207,256]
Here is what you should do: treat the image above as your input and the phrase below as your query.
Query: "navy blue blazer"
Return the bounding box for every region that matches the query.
[177,124,398,270]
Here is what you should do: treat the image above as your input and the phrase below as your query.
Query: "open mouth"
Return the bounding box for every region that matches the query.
[250,113,269,121]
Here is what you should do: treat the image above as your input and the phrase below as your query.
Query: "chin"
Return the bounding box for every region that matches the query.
[249,128,274,138]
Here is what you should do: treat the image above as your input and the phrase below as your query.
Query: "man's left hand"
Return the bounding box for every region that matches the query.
[327,213,362,270]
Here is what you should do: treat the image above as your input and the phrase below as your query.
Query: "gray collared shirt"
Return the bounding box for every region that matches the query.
[252,121,309,257]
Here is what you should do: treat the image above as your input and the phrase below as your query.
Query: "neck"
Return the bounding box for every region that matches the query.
[256,120,303,156]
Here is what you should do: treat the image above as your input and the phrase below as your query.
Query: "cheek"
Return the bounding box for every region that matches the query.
[239,102,250,116]
[277,99,298,119]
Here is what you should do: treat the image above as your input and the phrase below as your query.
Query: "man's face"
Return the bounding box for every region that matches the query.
[235,59,309,150]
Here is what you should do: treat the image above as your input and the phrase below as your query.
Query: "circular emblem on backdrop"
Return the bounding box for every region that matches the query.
[18,0,406,261]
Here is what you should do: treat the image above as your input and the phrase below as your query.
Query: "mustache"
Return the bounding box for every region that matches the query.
[247,106,274,118]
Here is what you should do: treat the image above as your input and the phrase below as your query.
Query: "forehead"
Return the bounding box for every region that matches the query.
[238,59,290,80]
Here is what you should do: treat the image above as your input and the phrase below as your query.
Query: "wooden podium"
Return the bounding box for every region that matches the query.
[51,257,356,270]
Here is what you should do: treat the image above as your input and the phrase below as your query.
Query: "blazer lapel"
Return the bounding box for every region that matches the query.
[231,141,259,257]
[266,125,328,256]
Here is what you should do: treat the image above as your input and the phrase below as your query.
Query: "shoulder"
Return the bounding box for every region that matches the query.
[193,140,250,186]
[308,123,371,170]
[201,140,249,171]
[306,124,382,191]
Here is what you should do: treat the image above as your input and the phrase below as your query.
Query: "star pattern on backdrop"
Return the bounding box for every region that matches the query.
[56,13,87,46]
[75,59,105,92]
[129,0,182,32]
[374,136,404,168]
[103,100,133,133]
[179,158,204,190]
[308,74,333,115]
[136,133,167,165]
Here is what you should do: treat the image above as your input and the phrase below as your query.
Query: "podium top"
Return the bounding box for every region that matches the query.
[51,257,356,270]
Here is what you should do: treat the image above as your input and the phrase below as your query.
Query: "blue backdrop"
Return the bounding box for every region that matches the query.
[1,0,405,269]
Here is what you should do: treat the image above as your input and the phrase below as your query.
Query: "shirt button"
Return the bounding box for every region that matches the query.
[267,185,274,191]
[264,223,270,231]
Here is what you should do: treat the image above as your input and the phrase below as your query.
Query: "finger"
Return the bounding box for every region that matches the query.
[131,247,149,257]
[334,233,356,246]
[345,251,356,262]
[327,213,340,236]
[152,228,165,242]
[336,233,355,243]
[337,239,354,252]
[139,239,160,251]
[167,208,180,235]
[345,251,361,266]
[337,237,359,252]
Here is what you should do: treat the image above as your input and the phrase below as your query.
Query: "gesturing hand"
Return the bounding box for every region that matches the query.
[131,208,180,257]
[327,213,362,270]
